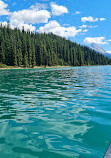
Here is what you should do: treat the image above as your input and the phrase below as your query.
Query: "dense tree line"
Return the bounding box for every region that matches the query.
[0,25,111,67]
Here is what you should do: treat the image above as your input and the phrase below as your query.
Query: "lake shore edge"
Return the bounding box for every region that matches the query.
[0,64,110,70]
[0,65,71,70]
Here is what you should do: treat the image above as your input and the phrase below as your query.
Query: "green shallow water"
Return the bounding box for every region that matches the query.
[0,66,111,158]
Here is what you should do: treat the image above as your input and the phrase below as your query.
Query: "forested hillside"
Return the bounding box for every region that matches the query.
[0,25,111,67]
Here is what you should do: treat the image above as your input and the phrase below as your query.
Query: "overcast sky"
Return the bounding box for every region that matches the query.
[0,0,111,53]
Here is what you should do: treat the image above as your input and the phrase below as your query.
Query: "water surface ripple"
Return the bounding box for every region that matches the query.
[0,66,111,158]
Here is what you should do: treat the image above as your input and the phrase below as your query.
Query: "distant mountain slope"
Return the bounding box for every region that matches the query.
[90,43,111,59]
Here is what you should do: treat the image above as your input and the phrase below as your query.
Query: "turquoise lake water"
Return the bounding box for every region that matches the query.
[0,66,111,158]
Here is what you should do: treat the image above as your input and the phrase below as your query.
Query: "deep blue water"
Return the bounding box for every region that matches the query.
[0,65,111,158]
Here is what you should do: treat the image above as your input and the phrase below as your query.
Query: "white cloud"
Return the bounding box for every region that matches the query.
[75,11,81,14]
[79,25,98,28]
[0,0,10,15]
[63,24,70,26]
[81,16,106,23]
[30,3,48,10]
[79,25,87,28]
[15,24,36,32]
[84,37,107,45]
[73,11,81,15]
[0,0,7,9]
[106,51,111,54]
[88,25,98,28]
[100,18,106,21]
[83,29,88,32]
[81,16,98,23]
[0,21,8,27]
[0,21,36,32]
[10,9,51,26]
[38,20,82,38]
[107,39,111,42]
[1,3,51,32]
[11,2,16,6]
[50,2,68,16]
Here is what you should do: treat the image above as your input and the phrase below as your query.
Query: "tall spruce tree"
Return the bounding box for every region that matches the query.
[0,42,5,63]
[32,43,36,68]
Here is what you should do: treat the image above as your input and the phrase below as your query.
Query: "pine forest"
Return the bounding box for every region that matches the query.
[0,25,111,68]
